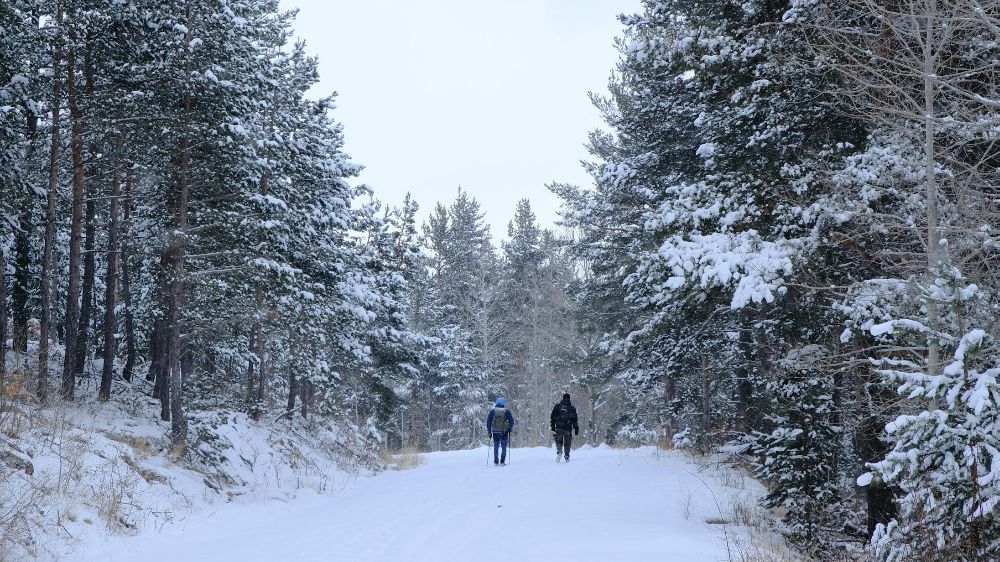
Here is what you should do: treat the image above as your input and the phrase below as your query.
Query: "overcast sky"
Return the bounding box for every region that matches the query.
[280,0,640,241]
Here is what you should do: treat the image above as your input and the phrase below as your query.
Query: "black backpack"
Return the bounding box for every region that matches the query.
[556,404,572,430]
[491,407,509,433]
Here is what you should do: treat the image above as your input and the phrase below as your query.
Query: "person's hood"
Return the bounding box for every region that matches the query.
[561,397,571,405]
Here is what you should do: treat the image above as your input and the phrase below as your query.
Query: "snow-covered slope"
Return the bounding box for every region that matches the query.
[77,445,794,562]
[0,379,377,562]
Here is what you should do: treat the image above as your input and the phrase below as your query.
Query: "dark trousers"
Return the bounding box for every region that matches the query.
[492,433,508,462]
[554,429,573,457]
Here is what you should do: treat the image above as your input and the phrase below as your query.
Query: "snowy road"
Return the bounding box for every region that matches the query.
[81,446,758,562]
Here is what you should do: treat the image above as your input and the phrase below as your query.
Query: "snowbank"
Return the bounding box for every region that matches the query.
[0,365,376,562]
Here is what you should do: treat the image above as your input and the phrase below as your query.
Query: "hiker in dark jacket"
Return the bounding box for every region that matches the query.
[550,393,579,462]
[486,397,515,465]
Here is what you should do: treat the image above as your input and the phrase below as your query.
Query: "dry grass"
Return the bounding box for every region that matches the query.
[726,533,810,562]
[680,490,693,520]
[382,446,425,470]
[90,458,141,531]
[107,433,155,460]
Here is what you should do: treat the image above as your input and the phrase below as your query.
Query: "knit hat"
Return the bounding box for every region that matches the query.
[562,393,570,401]
[496,397,505,407]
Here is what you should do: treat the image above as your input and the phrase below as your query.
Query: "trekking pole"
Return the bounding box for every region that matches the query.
[508,431,512,465]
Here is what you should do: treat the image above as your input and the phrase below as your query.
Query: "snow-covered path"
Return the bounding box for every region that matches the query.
[81,446,762,562]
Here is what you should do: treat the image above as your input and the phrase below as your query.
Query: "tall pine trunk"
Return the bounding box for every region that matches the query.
[120,173,136,382]
[74,34,97,381]
[99,107,124,401]
[152,314,170,420]
[11,212,30,354]
[74,182,96,380]
[38,1,63,404]
[61,27,86,400]
[1,242,8,409]
[286,370,297,417]
[166,0,195,446]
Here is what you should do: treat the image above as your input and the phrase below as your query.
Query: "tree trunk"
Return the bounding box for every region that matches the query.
[286,368,297,415]
[61,27,86,400]
[736,310,755,432]
[152,316,170,421]
[99,109,123,401]
[300,379,311,419]
[38,0,62,404]
[11,212,30,354]
[167,1,194,447]
[701,354,711,453]
[857,409,897,538]
[922,8,941,381]
[246,346,257,415]
[120,173,137,382]
[662,375,675,444]
[1,242,8,409]
[248,286,266,419]
[74,180,96,380]
[74,33,97,381]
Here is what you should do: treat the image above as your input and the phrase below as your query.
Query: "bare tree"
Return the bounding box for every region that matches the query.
[802,0,1000,540]
[810,0,1000,331]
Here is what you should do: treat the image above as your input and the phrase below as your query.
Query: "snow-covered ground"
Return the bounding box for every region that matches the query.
[76,445,789,562]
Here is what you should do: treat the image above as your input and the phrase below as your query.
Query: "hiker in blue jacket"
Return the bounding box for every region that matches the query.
[486,397,515,465]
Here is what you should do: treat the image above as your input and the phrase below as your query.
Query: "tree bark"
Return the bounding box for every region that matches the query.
[701,354,711,453]
[1,241,8,409]
[61,26,86,400]
[38,1,63,404]
[152,315,170,420]
[286,369,297,417]
[166,0,195,446]
[74,32,97,380]
[11,212,30,354]
[248,285,265,419]
[922,1,941,381]
[736,310,756,432]
[857,408,898,538]
[74,183,96,380]
[120,173,137,382]
[99,108,124,401]
[300,379,311,419]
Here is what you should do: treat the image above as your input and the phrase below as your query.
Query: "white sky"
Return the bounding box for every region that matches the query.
[280,0,640,241]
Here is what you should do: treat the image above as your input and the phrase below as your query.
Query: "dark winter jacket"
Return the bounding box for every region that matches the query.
[486,407,515,436]
[550,398,579,434]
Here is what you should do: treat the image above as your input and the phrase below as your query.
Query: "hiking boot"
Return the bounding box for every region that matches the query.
[500,461,506,466]
[564,455,570,462]
[494,460,499,465]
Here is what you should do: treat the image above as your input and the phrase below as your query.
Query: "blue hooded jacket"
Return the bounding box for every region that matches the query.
[486,398,515,436]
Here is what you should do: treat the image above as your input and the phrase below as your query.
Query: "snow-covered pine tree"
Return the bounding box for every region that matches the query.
[414,189,500,449]
[351,195,427,444]
[863,268,1000,561]
[749,346,842,548]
